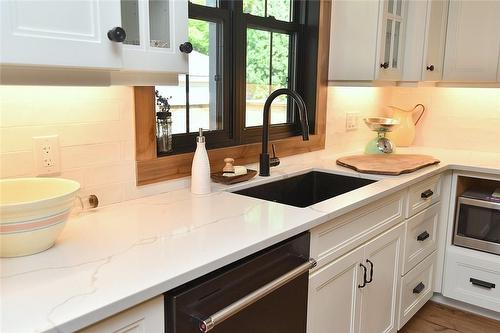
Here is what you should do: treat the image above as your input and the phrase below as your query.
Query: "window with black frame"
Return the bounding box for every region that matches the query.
[155,0,319,155]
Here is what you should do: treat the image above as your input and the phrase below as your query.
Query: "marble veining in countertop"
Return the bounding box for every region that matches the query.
[1,147,499,333]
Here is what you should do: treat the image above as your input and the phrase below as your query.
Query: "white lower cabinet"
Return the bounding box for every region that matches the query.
[402,203,439,275]
[398,251,436,329]
[443,246,500,312]
[78,296,164,333]
[359,223,404,333]
[308,223,404,333]
[308,247,364,333]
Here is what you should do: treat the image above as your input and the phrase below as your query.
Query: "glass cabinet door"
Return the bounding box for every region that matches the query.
[149,0,171,48]
[120,0,188,73]
[379,0,405,80]
[121,0,140,46]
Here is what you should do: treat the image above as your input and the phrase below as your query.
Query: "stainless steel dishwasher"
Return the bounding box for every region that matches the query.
[165,232,315,333]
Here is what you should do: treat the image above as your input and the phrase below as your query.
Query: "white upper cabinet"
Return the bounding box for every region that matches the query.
[422,0,448,81]
[119,0,188,73]
[329,0,407,81]
[443,0,500,82]
[0,0,123,69]
[402,0,448,81]
[0,0,188,74]
[498,54,500,81]
[329,0,380,81]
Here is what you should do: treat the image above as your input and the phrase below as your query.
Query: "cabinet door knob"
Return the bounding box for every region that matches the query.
[413,282,425,294]
[380,62,389,69]
[107,27,126,43]
[179,42,193,54]
[426,64,435,71]
[421,189,434,199]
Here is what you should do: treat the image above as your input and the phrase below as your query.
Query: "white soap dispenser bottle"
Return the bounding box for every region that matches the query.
[191,128,211,194]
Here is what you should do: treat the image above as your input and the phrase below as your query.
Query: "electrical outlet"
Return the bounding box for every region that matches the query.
[33,135,61,175]
[346,112,359,131]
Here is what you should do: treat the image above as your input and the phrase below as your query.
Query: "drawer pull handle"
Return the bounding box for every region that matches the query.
[421,189,434,199]
[358,263,367,288]
[417,231,430,242]
[413,282,425,294]
[366,259,374,284]
[470,278,496,289]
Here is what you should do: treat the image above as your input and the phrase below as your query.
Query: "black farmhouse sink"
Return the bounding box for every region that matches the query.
[233,171,376,208]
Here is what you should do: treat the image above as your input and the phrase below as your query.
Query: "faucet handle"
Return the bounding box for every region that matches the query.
[270,144,280,167]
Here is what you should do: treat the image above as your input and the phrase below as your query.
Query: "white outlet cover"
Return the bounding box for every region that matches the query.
[346,112,360,131]
[33,135,61,176]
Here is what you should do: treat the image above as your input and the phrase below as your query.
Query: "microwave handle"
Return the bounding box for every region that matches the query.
[458,197,500,211]
[198,258,317,333]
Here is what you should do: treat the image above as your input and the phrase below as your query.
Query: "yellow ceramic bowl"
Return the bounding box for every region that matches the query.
[0,178,80,257]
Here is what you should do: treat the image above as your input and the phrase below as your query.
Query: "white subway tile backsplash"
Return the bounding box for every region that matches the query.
[83,162,135,187]
[79,183,125,207]
[390,87,500,153]
[0,86,146,206]
[59,169,86,187]
[1,84,498,208]
[0,151,34,177]
[325,87,391,152]
[60,143,122,169]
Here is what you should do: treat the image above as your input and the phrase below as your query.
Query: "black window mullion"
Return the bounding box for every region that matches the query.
[185,74,190,133]
[245,15,299,33]
[269,32,273,95]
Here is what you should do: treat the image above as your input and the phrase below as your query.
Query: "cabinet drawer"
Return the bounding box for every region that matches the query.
[406,175,442,218]
[443,247,500,312]
[311,191,405,268]
[78,296,164,333]
[402,203,440,275]
[398,251,436,329]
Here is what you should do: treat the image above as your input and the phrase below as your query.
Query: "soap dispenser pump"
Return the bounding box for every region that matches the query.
[191,128,211,194]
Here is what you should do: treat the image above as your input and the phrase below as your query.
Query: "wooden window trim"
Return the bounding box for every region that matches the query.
[134,0,330,186]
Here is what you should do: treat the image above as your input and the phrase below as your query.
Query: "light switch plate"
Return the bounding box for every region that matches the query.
[346,112,359,131]
[33,135,61,175]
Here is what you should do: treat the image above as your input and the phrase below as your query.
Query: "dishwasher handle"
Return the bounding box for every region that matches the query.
[198,258,317,333]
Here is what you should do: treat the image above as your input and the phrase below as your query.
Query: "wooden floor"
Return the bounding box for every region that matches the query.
[399,301,500,333]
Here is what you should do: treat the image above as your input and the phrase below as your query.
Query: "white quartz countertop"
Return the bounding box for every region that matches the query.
[1,147,499,333]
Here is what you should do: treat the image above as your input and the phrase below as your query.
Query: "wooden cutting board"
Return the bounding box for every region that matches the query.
[336,154,440,175]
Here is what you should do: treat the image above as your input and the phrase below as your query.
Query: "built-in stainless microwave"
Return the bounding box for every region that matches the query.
[453,189,500,255]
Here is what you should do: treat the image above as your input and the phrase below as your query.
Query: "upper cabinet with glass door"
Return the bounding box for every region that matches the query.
[378,0,407,80]
[119,0,189,73]
[328,0,407,82]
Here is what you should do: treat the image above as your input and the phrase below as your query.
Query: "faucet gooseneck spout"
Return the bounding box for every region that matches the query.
[259,89,310,177]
